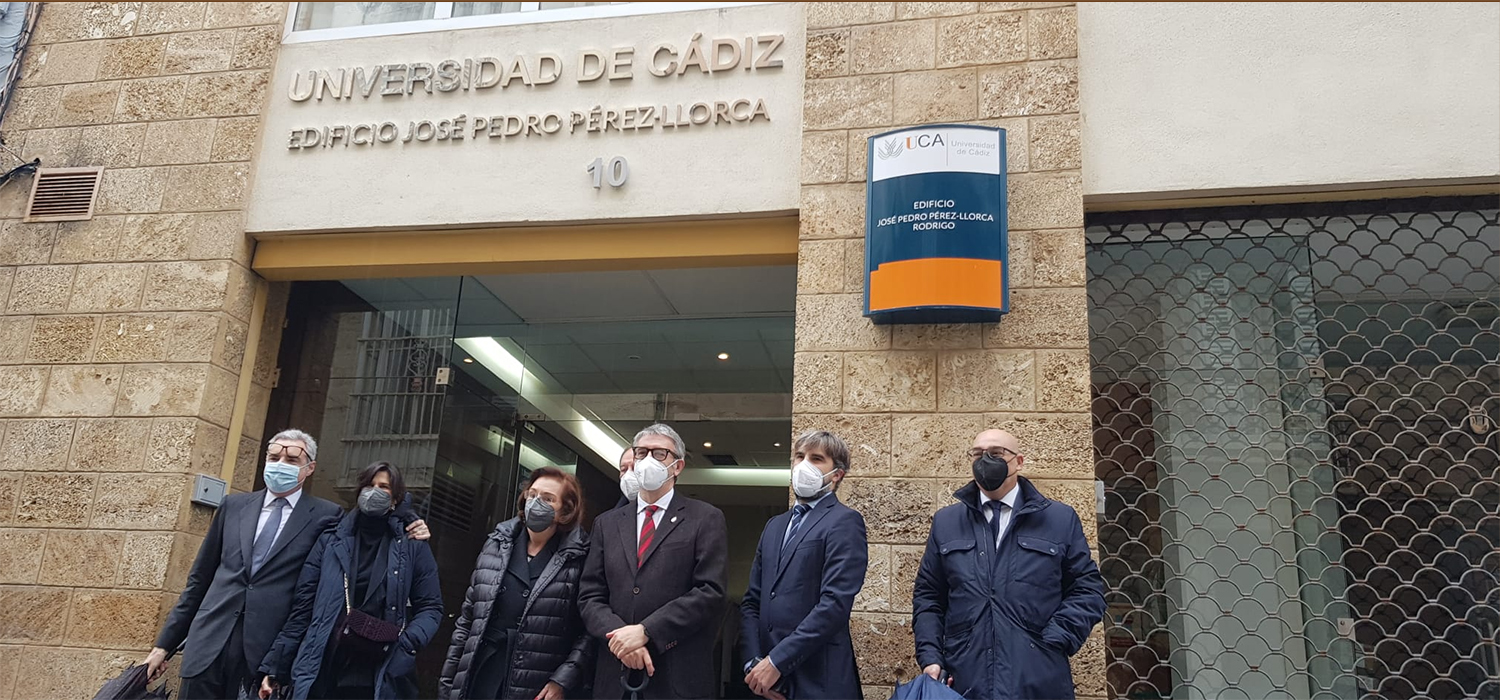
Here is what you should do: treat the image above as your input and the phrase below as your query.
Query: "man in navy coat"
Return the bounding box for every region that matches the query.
[913,429,1105,700]
[741,430,869,700]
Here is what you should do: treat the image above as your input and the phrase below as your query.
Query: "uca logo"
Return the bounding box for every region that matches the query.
[876,137,903,160]
[877,133,947,160]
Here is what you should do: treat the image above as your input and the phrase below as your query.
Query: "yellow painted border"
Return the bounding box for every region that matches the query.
[251,216,801,281]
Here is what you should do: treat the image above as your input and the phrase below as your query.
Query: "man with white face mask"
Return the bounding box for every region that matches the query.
[739,430,868,700]
[614,445,638,510]
[578,423,729,699]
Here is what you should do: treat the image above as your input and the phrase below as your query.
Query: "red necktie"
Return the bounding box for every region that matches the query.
[637,504,660,567]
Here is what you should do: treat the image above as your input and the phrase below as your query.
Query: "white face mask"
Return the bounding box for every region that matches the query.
[791,459,836,499]
[634,455,674,492]
[619,469,641,501]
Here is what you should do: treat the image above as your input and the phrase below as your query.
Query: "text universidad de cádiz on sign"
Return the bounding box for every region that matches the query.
[285,33,784,151]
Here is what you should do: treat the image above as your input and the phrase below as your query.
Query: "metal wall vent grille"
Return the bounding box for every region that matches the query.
[24,167,102,222]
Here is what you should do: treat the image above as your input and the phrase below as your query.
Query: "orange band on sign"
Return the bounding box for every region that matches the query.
[868,257,1005,311]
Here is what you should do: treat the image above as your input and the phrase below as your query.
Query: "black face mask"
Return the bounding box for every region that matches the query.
[972,454,1011,491]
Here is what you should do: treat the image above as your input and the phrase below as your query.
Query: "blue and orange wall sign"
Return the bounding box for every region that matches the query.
[864,125,1008,324]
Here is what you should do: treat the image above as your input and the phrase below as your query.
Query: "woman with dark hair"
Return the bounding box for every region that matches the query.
[438,467,594,700]
[258,462,444,700]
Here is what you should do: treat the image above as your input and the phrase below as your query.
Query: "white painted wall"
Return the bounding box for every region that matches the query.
[248,3,802,233]
[1078,3,1500,200]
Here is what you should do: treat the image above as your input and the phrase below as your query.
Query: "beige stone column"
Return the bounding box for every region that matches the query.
[794,2,1103,698]
[0,4,285,698]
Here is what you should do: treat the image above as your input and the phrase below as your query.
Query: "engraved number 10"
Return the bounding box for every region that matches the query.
[587,156,629,188]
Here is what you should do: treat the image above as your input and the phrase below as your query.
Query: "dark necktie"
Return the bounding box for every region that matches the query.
[784,503,811,545]
[987,500,1006,548]
[251,497,288,576]
[637,504,660,567]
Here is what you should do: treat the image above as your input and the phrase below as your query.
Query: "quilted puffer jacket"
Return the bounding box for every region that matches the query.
[438,519,593,700]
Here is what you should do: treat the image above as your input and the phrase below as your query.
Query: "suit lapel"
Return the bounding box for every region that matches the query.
[764,510,790,573]
[636,498,687,571]
[773,496,837,585]
[617,499,639,574]
[260,492,315,576]
[240,491,261,580]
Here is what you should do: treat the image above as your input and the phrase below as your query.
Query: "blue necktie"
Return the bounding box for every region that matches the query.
[784,503,811,545]
[250,497,288,576]
[987,501,1006,547]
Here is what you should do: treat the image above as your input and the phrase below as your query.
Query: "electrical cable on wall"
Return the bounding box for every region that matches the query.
[0,2,42,188]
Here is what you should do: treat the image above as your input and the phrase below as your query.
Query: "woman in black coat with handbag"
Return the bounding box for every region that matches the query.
[439,466,595,700]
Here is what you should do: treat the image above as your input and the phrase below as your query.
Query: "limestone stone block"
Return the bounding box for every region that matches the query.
[1029,114,1079,171]
[94,312,213,363]
[849,612,916,684]
[26,315,99,363]
[792,412,893,476]
[0,530,45,583]
[161,162,250,213]
[1031,227,1085,287]
[938,11,1026,68]
[1073,625,1107,697]
[796,294,891,352]
[182,70,270,118]
[842,238,865,293]
[892,323,982,350]
[844,351,936,412]
[1007,228,1036,289]
[0,317,30,365]
[242,384,271,441]
[205,2,285,28]
[116,213,193,260]
[801,130,847,185]
[0,418,75,472]
[1037,349,1089,412]
[889,544,925,612]
[52,217,125,264]
[180,498,216,536]
[1029,5,1077,60]
[68,263,147,312]
[213,315,249,371]
[5,85,62,130]
[797,239,845,294]
[851,20,936,74]
[69,417,152,472]
[899,2,978,18]
[0,473,18,525]
[845,126,883,182]
[200,364,238,427]
[22,41,103,86]
[806,29,849,79]
[6,265,75,313]
[42,365,122,417]
[137,2,208,35]
[1008,171,1083,231]
[792,352,843,414]
[982,287,1087,348]
[231,434,259,492]
[980,2,1071,10]
[78,123,149,168]
[35,2,140,42]
[118,531,173,589]
[808,2,896,29]
[936,349,1034,411]
[142,260,230,311]
[854,543,891,611]
[0,586,70,643]
[140,119,217,166]
[19,126,82,166]
[0,221,58,265]
[92,473,185,530]
[39,530,123,587]
[979,60,1078,117]
[164,29,235,74]
[803,75,892,131]
[115,75,189,122]
[232,25,280,70]
[1030,477,1097,542]
[894,68,976,123]
[58,82,120,126]
[16,473,95,526]
[97,166,168,214]
[211,115,260,162]
[13,646,130,700]
[66,589,162,647]
[799,183,866,239]
[0,643,15,699]
[841,478,941,544]
[115,363,208,416]
[0,367,47,415]
[165,531,204,592]
[984,412,1092,479]
[149,416,228,474]
[890,413,986,478]
[97,36,168,80]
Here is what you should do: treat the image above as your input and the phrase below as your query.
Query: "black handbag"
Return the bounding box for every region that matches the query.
[336,573,404,656]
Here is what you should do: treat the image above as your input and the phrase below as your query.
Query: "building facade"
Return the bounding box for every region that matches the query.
[0,3,1495,700]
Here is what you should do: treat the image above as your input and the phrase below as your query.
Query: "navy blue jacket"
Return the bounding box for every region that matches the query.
[259,505,444,699]
[740,493,868,700]
[912,478,1105,700]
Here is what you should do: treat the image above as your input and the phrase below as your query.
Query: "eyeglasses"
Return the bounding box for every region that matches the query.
[267,444,310,463]
[631,446,679,462]
[968,446,1019,460]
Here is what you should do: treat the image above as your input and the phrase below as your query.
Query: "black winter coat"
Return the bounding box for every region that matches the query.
[439,520,594,700]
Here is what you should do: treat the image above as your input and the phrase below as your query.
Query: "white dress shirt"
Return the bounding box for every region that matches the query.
[979,486,1019,548]
[257,488,303,547]
[636,488,675,545]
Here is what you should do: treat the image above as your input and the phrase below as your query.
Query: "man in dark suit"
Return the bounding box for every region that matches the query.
[579,423,728,699]
[741,430,868,700]
[143,429,428,699]
[614,444,636,510]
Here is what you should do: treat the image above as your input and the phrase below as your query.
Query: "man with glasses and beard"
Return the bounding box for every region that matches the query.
[912,429,1105,700]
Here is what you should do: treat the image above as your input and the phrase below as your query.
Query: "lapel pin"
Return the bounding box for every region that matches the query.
[670,516,678,523]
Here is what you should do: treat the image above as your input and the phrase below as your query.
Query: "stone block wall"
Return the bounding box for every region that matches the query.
[0,4,284,698]
[794,3,1103,697]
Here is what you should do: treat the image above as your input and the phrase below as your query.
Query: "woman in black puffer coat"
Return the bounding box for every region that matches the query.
[439,467,594,700]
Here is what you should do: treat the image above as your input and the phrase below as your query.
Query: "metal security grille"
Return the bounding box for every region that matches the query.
[1087,197,1499,700]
